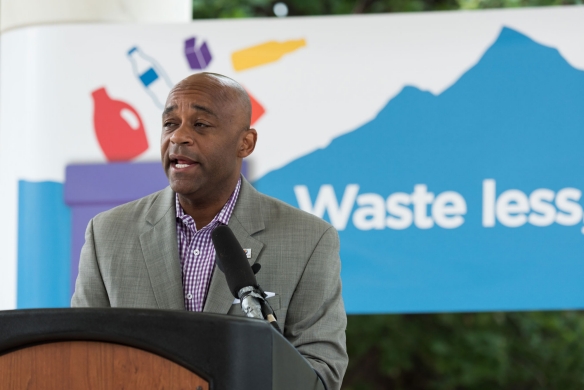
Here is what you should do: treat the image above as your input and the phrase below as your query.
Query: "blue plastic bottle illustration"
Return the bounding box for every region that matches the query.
[127,46,173,109]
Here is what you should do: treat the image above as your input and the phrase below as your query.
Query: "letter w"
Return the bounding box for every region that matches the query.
[294,184,359,230]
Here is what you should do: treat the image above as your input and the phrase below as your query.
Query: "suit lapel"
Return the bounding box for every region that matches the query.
[203,178,265,314]
[139,187,185,310]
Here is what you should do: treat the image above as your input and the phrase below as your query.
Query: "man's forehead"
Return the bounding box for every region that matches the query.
[163,101,217,117]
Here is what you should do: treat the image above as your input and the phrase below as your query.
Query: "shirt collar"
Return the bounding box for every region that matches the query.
[175,177,242,231]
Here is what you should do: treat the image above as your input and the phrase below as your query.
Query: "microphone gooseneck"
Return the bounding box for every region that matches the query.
[211,225,281,333]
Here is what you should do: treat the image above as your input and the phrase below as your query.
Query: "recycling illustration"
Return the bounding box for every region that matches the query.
[184,37,213,70]
[127,46,174,110]
[91,87,148,162]
[92,36,297,161]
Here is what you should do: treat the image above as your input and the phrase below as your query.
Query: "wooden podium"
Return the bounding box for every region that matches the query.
[0,309,326,390]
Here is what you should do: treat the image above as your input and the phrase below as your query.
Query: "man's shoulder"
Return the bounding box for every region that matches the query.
[92,187,172,230]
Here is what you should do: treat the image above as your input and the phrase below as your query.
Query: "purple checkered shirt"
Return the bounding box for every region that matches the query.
[175,178,241,311]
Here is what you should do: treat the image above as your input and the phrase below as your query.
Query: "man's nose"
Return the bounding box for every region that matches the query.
[170,123,193,145]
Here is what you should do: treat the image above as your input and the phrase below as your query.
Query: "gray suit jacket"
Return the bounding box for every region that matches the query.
[72,177,348,389]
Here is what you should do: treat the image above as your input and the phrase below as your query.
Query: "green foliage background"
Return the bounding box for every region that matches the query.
[193,0,584,388]
[345,312,584,389]
[193,0,580,18]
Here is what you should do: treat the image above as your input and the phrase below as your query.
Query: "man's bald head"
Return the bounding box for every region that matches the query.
[169,72,252,130]
[161,71,258,215]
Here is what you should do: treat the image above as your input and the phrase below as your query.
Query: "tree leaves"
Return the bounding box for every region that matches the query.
[192,0,580,19]
[344,312,584,390]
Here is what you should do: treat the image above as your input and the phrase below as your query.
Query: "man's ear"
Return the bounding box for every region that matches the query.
[238,128,257,158]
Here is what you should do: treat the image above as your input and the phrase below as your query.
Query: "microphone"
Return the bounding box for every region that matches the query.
[211,225,281,333]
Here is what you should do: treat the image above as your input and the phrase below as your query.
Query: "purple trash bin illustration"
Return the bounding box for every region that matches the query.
[64,160,247,295]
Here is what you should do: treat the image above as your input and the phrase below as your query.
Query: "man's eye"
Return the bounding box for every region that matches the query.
[194,122,208,127]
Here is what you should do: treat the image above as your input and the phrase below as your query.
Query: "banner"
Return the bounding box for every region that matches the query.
[1,7,584,312]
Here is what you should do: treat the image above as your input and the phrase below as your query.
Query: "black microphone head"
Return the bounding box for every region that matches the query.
[211,225,258,298]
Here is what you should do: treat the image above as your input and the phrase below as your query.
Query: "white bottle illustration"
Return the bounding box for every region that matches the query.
[127,46,173,109]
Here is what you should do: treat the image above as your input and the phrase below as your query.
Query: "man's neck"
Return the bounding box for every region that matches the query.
[178,179,239,229]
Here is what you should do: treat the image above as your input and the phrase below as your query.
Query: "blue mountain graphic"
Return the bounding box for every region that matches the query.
[255,27,584,314]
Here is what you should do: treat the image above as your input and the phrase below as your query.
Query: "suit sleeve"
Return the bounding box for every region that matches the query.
[71,218,111,307]
[284,226,348,390]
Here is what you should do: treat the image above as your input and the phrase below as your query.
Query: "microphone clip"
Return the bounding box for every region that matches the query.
[238,286,265,319]
[237,285,281,333]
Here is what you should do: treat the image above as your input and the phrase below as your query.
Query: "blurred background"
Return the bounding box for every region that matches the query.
[0,0,584,390]
[191,0,580,17]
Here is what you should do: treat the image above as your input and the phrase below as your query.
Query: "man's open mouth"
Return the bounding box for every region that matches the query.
[170,154,198,169]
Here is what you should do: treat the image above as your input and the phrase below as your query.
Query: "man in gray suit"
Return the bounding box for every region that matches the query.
[72,73,348,389]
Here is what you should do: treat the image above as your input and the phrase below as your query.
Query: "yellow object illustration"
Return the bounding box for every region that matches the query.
[232,39,306,71]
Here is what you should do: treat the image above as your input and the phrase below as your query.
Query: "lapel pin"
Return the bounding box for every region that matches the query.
[243,248,252,259]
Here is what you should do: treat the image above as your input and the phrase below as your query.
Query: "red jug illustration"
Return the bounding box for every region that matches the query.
[91,87,148,161]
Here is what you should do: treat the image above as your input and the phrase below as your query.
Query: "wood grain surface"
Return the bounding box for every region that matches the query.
[0,341,208,389]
